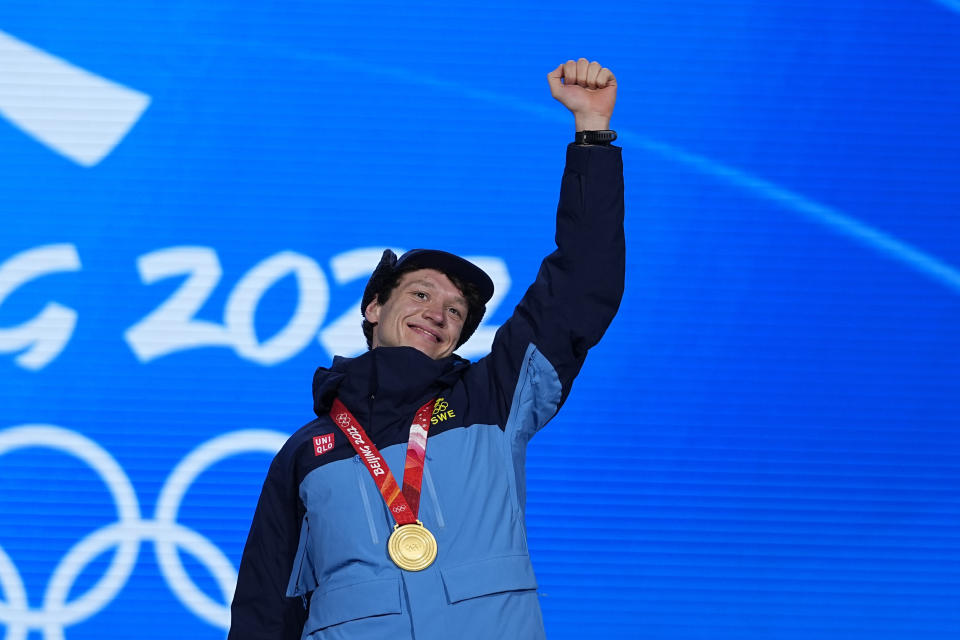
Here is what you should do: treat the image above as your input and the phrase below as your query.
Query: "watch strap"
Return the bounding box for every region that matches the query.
[575,129,617,145]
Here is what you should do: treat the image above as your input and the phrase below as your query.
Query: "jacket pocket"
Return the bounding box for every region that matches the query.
[440,555,538,604]
[305,577,402,631]
[286,517,318,597]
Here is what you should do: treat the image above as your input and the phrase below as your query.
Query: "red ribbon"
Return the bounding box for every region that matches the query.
[330,397,435,525]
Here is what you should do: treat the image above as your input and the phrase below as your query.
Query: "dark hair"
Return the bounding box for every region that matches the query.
[362,266,485,350]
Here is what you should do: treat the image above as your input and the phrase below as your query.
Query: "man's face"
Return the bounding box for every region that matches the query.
[365,268,467,360]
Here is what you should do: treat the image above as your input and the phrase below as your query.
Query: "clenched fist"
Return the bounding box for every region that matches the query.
[547,58,617,131]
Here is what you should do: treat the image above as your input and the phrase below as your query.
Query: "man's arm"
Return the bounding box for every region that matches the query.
[476,59,624,428]
[228,450,307,640]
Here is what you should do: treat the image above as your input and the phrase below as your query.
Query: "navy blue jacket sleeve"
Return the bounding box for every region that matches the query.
[228,446,307,640]
[479,143,625,426]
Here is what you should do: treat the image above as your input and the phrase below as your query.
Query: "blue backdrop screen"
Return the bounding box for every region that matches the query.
[1,1,959,638]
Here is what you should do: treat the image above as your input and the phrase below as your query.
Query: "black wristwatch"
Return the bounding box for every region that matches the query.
[575,129,617,145]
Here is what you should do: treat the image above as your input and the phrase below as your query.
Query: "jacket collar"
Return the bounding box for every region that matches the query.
[313,346,467,425]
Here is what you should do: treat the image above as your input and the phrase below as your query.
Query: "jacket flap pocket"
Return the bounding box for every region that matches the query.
[441,555,538,604]
[285,517,318,597]
[306,578,401,630]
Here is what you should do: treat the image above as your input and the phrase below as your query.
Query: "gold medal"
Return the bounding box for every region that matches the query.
[387,521,437,571]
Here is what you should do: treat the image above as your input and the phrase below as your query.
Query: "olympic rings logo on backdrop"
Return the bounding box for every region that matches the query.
[0,425,287,640]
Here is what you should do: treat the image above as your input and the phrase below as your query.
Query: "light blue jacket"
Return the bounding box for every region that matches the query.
[229,144,624,639]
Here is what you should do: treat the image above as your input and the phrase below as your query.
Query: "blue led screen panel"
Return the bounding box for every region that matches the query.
[1,1,959,638]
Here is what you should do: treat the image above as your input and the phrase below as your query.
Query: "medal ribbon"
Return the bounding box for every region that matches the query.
[330,397,435,526]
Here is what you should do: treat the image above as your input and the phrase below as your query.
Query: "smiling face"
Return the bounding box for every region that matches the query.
[364,268,468,360]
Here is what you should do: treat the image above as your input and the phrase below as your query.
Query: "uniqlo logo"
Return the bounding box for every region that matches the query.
[313,433,335,456]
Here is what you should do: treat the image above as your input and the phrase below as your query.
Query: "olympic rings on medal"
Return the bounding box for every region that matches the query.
[0,424,286,640]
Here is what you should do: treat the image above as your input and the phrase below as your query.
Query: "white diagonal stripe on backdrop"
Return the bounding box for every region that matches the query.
[0,30,150,166]
[629,135,960,294]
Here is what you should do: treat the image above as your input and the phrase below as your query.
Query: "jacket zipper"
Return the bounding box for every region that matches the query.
[423,464,446,528]
[354,456,380,544]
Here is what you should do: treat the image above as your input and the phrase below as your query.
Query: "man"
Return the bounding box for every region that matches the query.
[230,58,624,640]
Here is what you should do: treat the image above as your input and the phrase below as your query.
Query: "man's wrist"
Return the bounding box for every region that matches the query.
[575,113,611,131]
